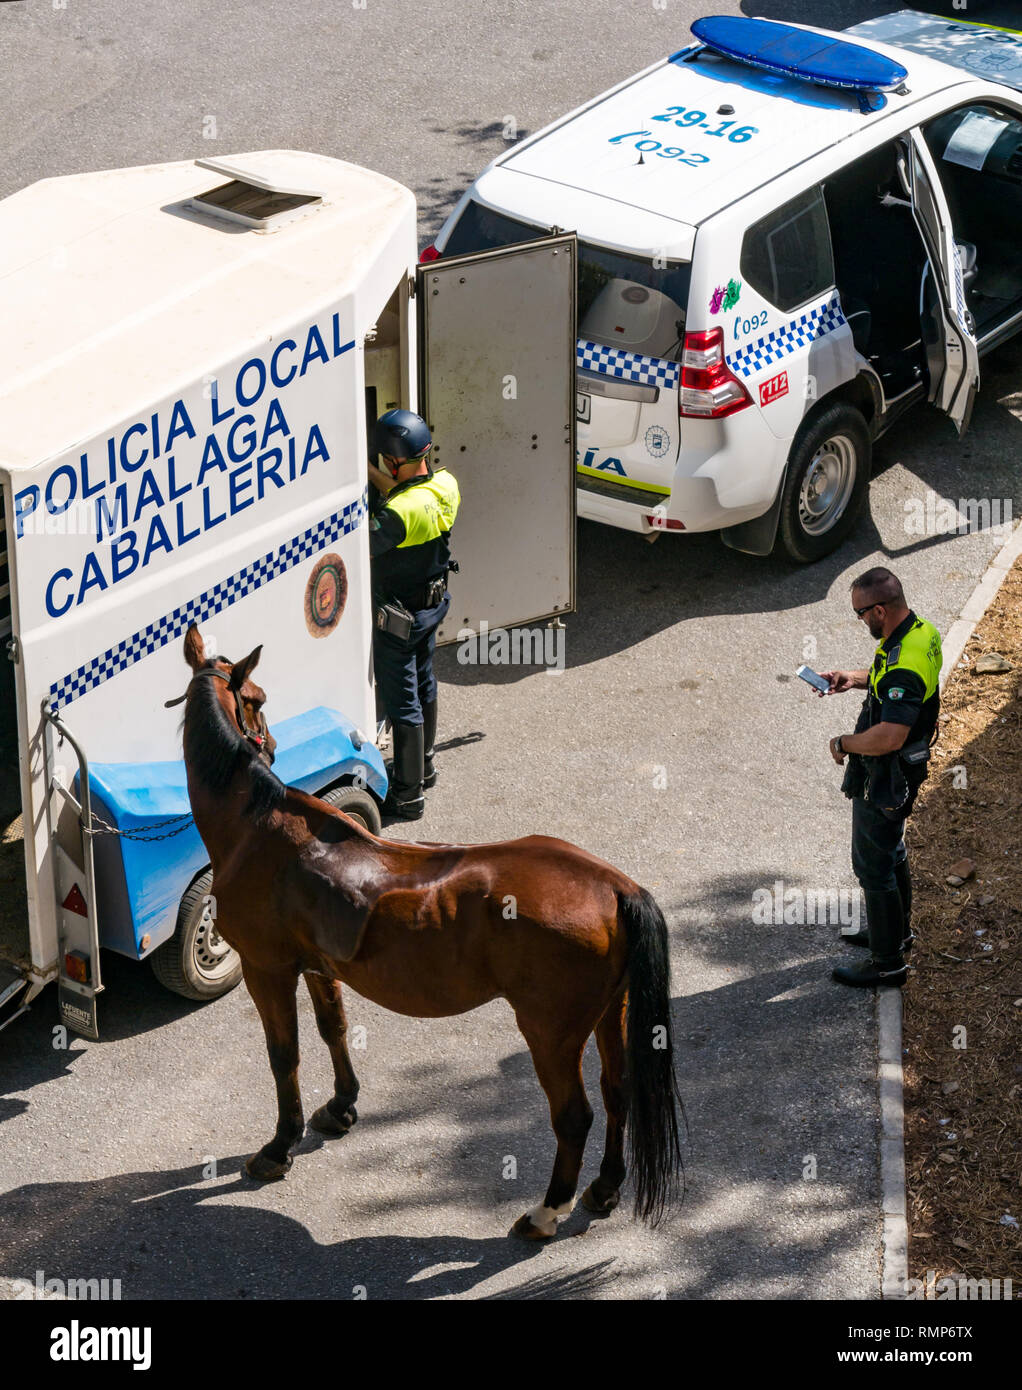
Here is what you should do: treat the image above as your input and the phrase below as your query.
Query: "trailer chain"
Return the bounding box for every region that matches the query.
[86,809,195,842]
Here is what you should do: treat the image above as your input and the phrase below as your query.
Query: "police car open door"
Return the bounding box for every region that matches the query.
[905,132,980,437]
[417,234,576,643]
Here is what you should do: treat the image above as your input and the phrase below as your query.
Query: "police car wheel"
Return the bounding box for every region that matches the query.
[150,869,243,1002]
[319,784,383,836]
[777,404,870,563]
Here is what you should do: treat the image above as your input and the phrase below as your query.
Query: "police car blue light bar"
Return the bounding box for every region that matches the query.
[687,16,908,95]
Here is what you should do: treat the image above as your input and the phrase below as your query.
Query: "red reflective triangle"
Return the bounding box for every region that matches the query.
[62,883,88,917]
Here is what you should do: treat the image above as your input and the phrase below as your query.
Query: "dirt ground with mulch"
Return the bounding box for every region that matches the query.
[903,554,1022,1297]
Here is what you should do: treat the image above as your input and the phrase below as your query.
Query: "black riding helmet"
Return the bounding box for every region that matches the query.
[374,409,433,461]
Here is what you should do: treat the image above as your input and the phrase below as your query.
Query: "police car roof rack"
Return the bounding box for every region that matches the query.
[679,16,909,115]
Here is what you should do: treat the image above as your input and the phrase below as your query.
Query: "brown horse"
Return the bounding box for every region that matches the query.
[174,624,683,1238]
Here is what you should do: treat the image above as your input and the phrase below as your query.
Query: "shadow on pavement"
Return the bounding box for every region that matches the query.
[0,879,879,1299]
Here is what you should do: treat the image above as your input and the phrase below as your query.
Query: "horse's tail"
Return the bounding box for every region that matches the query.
[619,886,685,1225]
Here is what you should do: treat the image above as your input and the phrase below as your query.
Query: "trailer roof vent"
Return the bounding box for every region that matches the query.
[185,157,324,230]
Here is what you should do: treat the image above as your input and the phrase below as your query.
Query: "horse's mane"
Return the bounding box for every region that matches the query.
[183,660,286,823]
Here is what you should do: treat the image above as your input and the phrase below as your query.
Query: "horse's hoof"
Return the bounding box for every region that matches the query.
[581,1182,619,1216]
[510,1213,557,1241]
[245,1150,293,1181]
[309,1102,357,1136]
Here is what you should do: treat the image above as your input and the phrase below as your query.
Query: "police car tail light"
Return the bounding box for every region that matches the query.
[678,329,751,419]
[419,244,441,263]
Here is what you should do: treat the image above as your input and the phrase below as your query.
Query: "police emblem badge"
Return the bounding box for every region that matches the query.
[304,553,347,637]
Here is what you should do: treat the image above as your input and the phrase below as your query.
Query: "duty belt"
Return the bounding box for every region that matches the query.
[378,575,448,614]
[394,560,458,612]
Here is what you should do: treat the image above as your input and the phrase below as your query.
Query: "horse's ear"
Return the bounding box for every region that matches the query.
[184,625,206,671]
[231,645,263,690]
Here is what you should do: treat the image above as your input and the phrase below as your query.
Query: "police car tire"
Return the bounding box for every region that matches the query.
[777,404,871,563]
[319,784,383,836]
[150,868,243,1002]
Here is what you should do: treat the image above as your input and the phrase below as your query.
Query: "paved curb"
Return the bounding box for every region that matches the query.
[879,516,1022,1299]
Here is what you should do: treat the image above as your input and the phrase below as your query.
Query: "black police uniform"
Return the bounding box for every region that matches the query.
[369,465,460,816]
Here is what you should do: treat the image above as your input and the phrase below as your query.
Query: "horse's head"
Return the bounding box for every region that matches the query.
[179,624,277,766]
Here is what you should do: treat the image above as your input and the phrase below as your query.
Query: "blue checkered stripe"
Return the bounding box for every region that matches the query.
[49,493,367,710]
[727,296,847,381]
[576,338,681,389]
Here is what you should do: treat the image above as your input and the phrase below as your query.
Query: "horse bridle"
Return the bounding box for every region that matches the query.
[166,666,271,754]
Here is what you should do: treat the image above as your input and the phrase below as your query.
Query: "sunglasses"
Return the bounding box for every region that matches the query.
[854,601,883,619]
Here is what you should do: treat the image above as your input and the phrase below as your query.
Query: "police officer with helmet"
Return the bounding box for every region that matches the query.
[368,409,460,820]
[819,567,942,989]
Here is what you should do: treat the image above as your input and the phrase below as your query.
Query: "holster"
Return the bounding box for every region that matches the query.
[900,739,931,771]
[841,752,867,801]
[849,741,931,820]
[894,740,931,818]
[869,753,911,820]
[374,598,414,639]
[424,576,447,608]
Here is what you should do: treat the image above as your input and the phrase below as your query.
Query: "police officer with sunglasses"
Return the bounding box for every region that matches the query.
[818,567,942,988]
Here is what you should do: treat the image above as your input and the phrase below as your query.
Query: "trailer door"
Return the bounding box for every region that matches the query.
[417,234,576,644]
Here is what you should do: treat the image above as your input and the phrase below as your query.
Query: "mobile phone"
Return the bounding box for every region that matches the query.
[796,664,831,695]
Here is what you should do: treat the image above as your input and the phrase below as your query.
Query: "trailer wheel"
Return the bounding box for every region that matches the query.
[776,403,870,563]
[319,784,382,835]
[150,869,242,1002]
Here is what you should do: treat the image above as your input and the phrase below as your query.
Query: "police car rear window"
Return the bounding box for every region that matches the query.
[443,202,543,256]
[740,186,834,313]
[444,201,691,346]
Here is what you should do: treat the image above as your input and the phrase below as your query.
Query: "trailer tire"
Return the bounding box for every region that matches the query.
[319,784,382,835]
[150,869,242,1002]
[776,403,870,563]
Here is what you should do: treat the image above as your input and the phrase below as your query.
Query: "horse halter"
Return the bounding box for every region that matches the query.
[166,666,270,753]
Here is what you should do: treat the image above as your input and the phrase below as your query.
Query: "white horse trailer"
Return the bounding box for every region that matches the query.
[0,151,576,1039]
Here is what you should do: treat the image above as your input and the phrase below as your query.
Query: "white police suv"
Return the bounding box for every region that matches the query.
[427,11,1022,561]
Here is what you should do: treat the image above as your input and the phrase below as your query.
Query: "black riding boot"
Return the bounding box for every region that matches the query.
[422,698,438,790]
[383,722,424,820]
[895,859,915,952]
[841,862,915,953]
[833,889,908,987]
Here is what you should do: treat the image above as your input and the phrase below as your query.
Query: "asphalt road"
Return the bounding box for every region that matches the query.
[1,0,1021,1301]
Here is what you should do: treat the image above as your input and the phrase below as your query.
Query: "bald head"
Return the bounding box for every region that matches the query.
[851,566,905,608]
[850,567,909,640]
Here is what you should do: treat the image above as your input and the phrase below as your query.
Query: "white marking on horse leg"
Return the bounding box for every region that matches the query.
[527,1197,575,1236]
